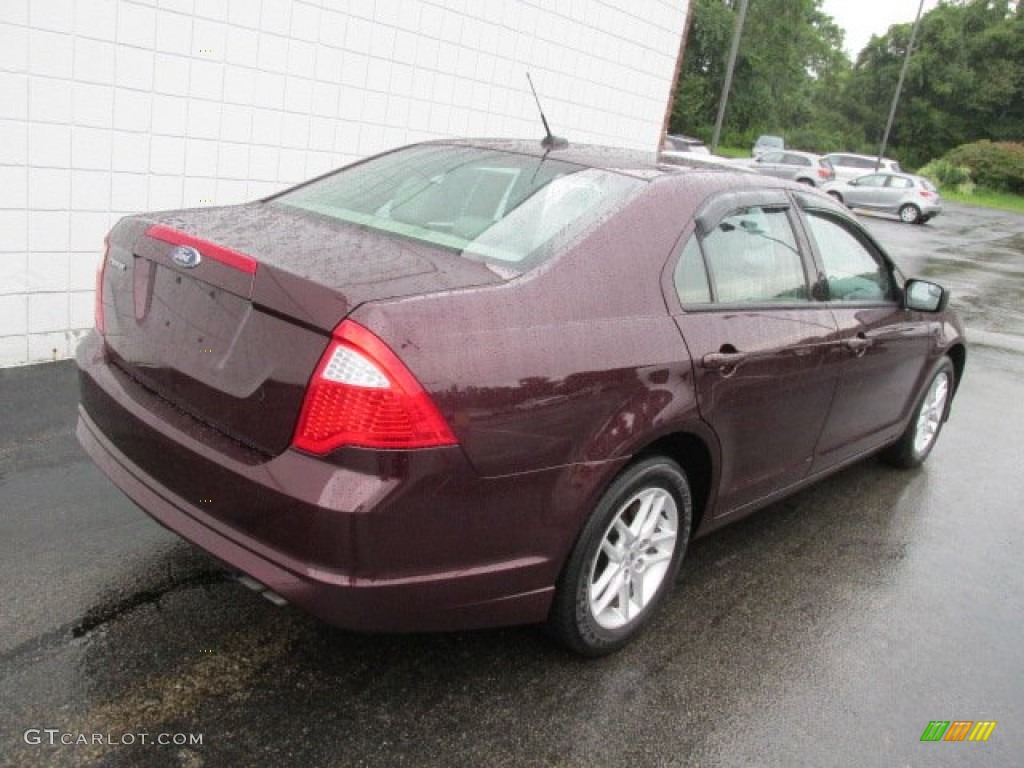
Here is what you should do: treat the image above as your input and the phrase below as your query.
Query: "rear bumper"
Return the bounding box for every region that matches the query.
[76,333,562,632]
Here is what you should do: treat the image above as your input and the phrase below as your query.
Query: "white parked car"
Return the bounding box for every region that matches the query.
[822,153,902,183]
[735,150,836,187]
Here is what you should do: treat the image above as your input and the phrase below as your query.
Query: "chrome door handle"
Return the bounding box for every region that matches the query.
[701,351,748,369]
[844,335,873,356]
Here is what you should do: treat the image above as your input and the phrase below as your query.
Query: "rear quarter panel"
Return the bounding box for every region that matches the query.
[353,177,719,479]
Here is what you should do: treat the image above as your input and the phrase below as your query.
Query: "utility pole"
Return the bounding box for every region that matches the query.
[711,0,749,154]
[877,0,925,169]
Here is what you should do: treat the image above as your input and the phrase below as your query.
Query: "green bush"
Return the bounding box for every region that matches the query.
[918,158,974,192]
[942,141,1024,194]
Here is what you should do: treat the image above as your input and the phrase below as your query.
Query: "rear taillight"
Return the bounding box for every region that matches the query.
[95,238,109,334]
[292,320,457,454]
[919,190,935,198]
[818,167,831,178]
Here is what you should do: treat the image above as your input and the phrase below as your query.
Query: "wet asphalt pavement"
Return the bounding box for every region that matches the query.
[1,202,1022,767]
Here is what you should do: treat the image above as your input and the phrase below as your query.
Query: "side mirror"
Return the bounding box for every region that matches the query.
[904,279,948,312]
[848,179,859,186]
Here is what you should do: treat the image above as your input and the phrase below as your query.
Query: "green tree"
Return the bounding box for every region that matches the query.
[842,0,1023,167]
[671,0,850,150]
[670,0,1023,167]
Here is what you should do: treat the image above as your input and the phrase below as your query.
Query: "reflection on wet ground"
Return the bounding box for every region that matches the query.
[860,204,1024,342]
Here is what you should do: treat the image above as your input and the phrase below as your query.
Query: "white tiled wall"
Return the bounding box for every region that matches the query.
[0,0,688,367]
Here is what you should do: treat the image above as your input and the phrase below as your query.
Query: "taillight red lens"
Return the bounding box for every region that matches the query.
[95,238,109,334]
[919,190,934,198]
[292,320,457,454]
[146,224,258,274]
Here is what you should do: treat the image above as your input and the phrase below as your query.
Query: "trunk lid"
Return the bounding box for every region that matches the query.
[99,202,502,456]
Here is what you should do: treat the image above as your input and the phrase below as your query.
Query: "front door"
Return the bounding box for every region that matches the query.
[797,208,932,470]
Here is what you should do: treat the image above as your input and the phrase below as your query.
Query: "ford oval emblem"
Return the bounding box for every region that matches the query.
[170,245,202,269]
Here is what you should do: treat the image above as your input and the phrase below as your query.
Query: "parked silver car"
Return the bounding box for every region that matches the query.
[822,172,942,224]
[752,134,784,157]
[738,150,835,187]
[822,153,902,183]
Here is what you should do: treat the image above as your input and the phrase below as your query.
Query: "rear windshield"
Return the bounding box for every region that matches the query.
[273,144,643,269]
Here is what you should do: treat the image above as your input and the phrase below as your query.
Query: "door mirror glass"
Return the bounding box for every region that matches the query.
[904,279,948,312]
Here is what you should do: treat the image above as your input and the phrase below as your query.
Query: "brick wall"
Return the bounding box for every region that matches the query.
[0,0,688,366]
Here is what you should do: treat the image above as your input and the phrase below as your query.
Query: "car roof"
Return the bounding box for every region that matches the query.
[825,152,897,162]
[425,138,755,181]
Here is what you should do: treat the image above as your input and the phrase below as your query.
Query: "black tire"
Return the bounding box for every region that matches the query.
[881,358,955,468]
[898,203,922,224]
[797,177,816,186]
[548,456,692,656]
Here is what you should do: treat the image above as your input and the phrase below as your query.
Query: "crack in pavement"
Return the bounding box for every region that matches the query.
[0,571,230,669]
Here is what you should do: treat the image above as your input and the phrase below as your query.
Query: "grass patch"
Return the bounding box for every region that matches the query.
[712,145,750,159]
[941,188,1024,213]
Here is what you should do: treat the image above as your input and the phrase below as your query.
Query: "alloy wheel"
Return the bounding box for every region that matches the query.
[587,487,679,630]
[913,370,950,456]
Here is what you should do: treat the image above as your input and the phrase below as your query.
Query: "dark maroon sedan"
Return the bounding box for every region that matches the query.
[77,140,965,655]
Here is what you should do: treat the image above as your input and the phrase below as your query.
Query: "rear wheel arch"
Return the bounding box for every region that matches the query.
[547,455,694,655]
[634,432,713,536]
[899,203,922,223]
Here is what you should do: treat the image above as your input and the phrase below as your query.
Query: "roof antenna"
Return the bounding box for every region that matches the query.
[526,73,568,150]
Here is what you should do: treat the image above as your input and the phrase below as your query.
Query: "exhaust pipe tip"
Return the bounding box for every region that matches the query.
[234,574,288,607]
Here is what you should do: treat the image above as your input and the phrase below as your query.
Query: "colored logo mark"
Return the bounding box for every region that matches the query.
[920,720,997,742]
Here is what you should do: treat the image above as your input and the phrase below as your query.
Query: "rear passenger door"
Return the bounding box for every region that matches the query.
[669,191,841,516]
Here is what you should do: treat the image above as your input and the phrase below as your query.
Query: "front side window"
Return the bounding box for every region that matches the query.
[700,206,809,303]
[804,212,895,302]
[273,144,643,269]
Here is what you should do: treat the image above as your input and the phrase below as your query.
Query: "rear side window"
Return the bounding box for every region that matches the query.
[887,176,913,189]
[674,236,712,304]
[274,145,643,270]
[804,212,895,302]
[699,207,809,303]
